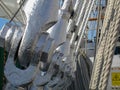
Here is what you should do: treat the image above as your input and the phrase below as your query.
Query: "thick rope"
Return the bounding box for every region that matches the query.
[98,0,120,89]
[90,0,119,90]
[89,0,120,89]
[89,0,115,89]
[98,0,116,88]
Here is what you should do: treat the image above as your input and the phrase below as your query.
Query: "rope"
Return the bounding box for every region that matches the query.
[98,0,116,88]
[89,0,120,89]
[75,0,95,53]
[94,0,101,60]
[98,0,120,89]
[9,0,25,23]
[89,0,115,89]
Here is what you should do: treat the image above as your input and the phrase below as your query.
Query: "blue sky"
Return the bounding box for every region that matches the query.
[0,18,9,29]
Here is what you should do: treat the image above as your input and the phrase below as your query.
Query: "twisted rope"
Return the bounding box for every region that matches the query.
[89,1,112,89]
[98,0,120,89]
[89,0,116,89]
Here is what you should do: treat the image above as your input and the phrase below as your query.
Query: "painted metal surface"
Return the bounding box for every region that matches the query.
[0,47,4,90]
[18,0,59,67]
[0,0,95,89]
